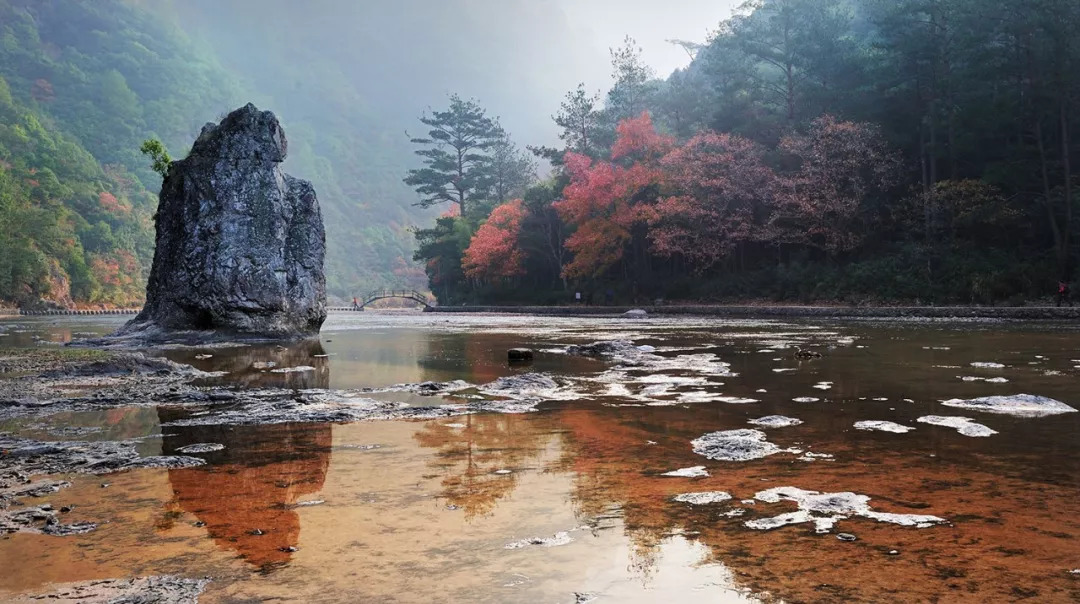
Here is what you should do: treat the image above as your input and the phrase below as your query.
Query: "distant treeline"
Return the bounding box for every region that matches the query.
[408,0,1079,306]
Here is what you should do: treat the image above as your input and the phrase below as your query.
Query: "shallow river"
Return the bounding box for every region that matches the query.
[2,312,1080,602]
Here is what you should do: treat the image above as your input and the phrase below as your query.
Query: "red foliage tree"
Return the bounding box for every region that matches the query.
[555,113,668,280]
[770,115,899,252]
[650,132,777,269]
[98,191,129,214]
[611,112,674,160]
[31,79,54,103]
[462,199,528,279]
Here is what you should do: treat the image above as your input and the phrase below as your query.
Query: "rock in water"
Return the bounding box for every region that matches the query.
[121,104,326,339]
[507,348,534,363]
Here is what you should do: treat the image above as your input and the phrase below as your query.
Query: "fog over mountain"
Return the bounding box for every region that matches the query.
[8,0,1065,309]
[171,0,735,148]
[153,0,735,297]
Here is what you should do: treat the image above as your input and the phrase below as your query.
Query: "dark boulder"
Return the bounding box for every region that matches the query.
[120,104,325,340]
[508,348,534,363]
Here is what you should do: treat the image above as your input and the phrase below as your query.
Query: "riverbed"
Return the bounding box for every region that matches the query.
[2,311,1079,602]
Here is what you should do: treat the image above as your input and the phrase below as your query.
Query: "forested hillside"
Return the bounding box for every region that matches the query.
[418,0,1080,306]
[0,0,426,306]
[0,0,240,306]
[0,0,607,307]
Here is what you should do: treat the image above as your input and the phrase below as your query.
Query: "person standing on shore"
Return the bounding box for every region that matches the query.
[352,296,359,310]
[1058,281,1072,307]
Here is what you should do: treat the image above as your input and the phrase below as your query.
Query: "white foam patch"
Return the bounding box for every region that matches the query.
[504,531,574,549]
[691,429,782,461]
[661,466,710,478]
[633,375,710,386]
[745,486,946,533]
[958,376,1009,383]
[711,395,760,404]
[672,491,733,505]
[600,384,633,397]
[269,365,316,373]
[666,391,740,404]
[792,397,820,403]
[813,382,834,390]
[940,394,1077,417]
[917,415,997,437]
[970,362,1005,369]
[797,452,834,462]
[772,368,797,373]
[748,415,803,428]
[854,420,914,434]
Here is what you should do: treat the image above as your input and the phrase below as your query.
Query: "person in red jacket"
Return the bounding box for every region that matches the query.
[1058,281,1072,307]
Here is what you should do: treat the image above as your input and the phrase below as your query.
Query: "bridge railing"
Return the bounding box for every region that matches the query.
[359,289,431,308]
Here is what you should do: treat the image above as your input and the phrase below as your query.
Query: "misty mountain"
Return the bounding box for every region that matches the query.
[166,0,613,297]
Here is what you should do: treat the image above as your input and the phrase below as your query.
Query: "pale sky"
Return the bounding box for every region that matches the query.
[557,0,743,81]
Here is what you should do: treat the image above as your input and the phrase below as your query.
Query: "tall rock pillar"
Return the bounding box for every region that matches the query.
[122,104,326,339]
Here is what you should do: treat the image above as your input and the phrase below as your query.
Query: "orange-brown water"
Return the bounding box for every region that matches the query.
[2,312,1079,602]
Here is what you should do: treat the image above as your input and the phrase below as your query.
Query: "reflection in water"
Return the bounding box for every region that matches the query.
[169,340,331,390]
[413,414,555,519]
[3,314,1080,601]
[159,414,331,570]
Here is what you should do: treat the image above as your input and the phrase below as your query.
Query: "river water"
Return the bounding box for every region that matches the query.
[2,312,1080,602]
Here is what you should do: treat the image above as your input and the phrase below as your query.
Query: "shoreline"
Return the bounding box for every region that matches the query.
[422,304,1080,320]
[5,305,1079,321]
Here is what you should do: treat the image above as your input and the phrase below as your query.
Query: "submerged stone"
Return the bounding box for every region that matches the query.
[176,443,226,454]
[0,434,205,476]
[940,394,1077,417]
[691,429,781,462]
[14,575,210,603]
[119,104,326,341]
